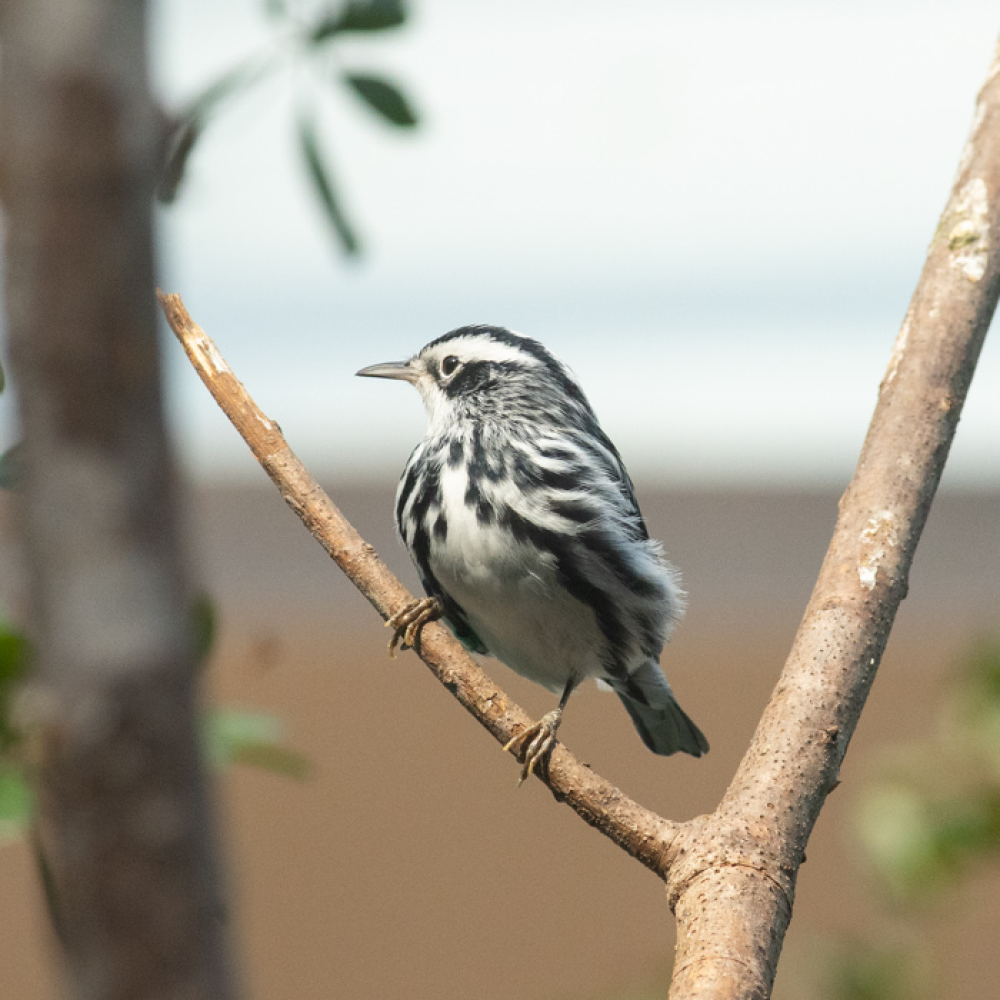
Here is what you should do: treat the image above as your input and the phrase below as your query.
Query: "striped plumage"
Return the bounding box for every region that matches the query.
[358,325,707,780]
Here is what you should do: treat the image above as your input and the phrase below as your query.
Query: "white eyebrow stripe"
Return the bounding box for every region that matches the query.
[423,335,543,367]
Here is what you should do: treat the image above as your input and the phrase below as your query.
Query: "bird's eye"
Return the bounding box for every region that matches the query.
[440,355,460,377]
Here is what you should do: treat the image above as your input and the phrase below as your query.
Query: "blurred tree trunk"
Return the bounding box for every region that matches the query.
[0,3,237,999]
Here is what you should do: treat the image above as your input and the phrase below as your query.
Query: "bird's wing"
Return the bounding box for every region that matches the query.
[583,425,651,541]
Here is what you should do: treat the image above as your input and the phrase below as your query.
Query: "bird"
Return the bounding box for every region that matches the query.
[357,325,708,784]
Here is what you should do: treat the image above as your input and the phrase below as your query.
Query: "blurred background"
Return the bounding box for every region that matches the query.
[1,1,999,998]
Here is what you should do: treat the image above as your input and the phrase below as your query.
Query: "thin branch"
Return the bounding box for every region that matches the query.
[157,291,681,875]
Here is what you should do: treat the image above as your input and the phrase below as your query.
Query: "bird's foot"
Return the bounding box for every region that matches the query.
[385,597,443,657]
[503,708,563,787]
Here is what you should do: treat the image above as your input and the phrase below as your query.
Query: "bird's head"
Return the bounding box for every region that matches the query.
[356,325,595,433]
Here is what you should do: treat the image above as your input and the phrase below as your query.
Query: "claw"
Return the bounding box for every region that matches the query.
[385,597,443,657]
[503,708,563,786]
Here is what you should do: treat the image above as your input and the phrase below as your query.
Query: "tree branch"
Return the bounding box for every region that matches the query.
[158,29,999,1000]
[664,33,1000,1000]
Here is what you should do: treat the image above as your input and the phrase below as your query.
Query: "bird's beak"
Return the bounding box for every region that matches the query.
[355,360,418,383]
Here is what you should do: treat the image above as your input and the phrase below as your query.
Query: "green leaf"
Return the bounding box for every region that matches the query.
[157,117,202,204]
[0,765,32,841]
[204,708,280,764]
[0,442,23,491]
[190,594,217,666]
[343,72,418,127]
[858,783,941,900]
[159,53,277,204]
[225,741,310,780]
[859,778,1000,903]
[0,624,30,753]
[821,940,925,1000]
[311,0,406,42]
[203,708,309,780]
[296,108,361,256]
[0,627,29,687]
[184,54,275,123]
[945,638,1000,779]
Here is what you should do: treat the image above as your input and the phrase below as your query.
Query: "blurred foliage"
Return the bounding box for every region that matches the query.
[310,0,406,37]
[296,105,361,254]
[810,637,1000,1000]
[159,0,418,256]
[0,598,306,844]
[0,763,32,841]
[0,626,30,755]
[204,708,309,780]
[191,591,218,666]
[344,72,417,126]
[817,940,928,1000]
[856,638,1000,904]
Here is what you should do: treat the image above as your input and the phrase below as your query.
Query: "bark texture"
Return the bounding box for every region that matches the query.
[665,34,1000,999]
[0,3,237,999]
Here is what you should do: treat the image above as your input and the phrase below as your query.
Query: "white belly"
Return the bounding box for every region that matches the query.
[428,466,606,692]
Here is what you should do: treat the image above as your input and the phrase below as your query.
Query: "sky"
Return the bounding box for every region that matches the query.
[4,0,1000,486]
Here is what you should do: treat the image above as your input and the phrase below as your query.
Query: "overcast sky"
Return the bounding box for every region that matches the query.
[4,1,999,486]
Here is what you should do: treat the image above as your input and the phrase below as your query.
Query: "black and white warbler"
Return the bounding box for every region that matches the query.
[358,325,708,783]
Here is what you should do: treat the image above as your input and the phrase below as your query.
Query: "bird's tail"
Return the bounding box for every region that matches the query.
[610,661,709,757]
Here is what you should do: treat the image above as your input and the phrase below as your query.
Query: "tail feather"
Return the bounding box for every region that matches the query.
[610,661,709,757]
[616,693,709,756]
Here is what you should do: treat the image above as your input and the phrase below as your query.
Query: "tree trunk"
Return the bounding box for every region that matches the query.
[0,3,238,998]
